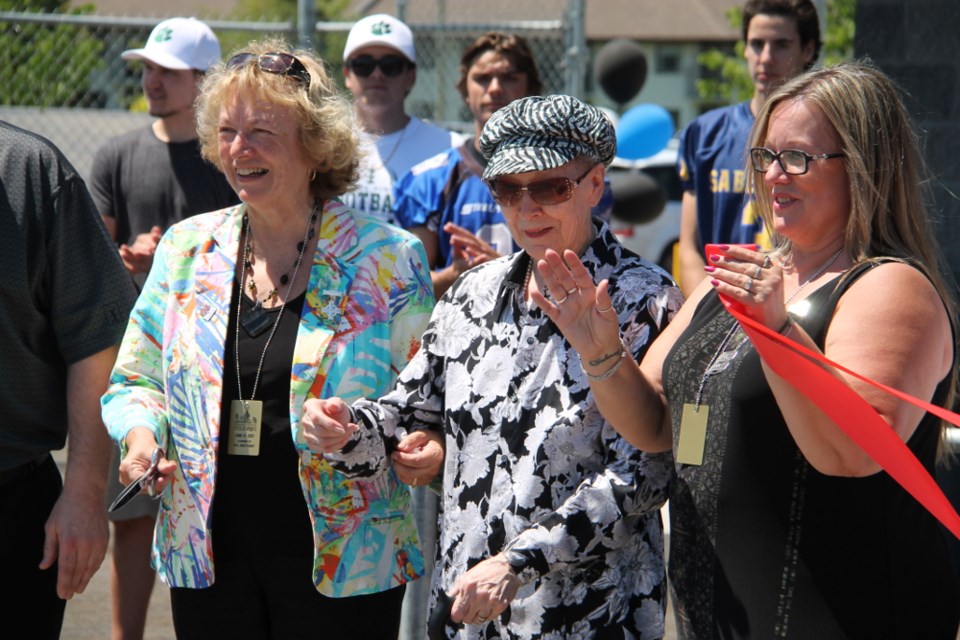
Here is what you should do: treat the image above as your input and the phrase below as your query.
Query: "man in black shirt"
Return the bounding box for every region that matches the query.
[0,120,137,639]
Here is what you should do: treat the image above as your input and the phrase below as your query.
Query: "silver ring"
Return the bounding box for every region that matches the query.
[763,255,773,268]
[477,617,487,623]
[596,305,614,314]
[555,293,569,304]
[753,264,763,279]
[566,287,578,295]
[743,277,753,292]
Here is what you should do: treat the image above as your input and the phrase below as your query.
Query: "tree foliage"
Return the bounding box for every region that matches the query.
[0,1,107,106]
[696,0,856,104]
[226,0,354,87]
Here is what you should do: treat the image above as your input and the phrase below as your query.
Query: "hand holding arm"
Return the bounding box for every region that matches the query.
[301,397,359,454]
[391,429,444,487]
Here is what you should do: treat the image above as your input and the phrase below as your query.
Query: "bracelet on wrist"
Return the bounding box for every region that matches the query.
[583,341,627,382]
[777,317,794,338]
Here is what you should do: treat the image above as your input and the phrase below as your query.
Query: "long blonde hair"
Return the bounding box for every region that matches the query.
[749,60,959,458]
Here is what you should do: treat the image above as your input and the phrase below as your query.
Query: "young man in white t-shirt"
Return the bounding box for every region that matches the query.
[340,13,460,223]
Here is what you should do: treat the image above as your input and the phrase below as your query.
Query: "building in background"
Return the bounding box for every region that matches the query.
[63,0,742,132]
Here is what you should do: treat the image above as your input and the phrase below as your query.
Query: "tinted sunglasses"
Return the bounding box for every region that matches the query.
[487,166,594,207]
[226,52,311,89]
[347,54,411,78]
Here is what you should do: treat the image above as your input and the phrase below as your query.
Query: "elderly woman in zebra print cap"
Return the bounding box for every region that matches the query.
[303,94,682,639]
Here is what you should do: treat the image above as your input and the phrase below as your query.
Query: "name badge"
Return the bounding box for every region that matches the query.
[228,399,262,456]
[677,403,709,466]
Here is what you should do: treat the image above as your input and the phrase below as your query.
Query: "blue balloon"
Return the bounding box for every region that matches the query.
[616,103,674,160]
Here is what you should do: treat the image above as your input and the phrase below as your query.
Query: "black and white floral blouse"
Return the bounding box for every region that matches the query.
[328,221,682,639]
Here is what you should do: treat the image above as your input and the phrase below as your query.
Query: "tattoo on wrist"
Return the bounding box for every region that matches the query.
[588,347,622,368]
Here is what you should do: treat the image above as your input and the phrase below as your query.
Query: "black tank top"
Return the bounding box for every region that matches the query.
[662,261,960,639]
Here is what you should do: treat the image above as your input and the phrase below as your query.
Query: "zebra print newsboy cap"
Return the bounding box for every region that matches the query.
[479,94,616,181]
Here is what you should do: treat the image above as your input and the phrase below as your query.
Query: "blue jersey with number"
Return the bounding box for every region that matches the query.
[677,101,768,254]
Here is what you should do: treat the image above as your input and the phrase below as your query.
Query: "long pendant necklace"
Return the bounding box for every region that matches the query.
[227,203,318,456]
[677,247,845,466]
[239,203,319,339]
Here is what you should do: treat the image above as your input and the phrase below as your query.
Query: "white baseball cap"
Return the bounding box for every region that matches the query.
[122,17,221,71]
[343,14,416,64]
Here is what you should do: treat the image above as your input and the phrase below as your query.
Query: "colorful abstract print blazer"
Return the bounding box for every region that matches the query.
[101,200,435,597]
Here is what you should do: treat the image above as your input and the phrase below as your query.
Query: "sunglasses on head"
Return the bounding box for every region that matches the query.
[226,52,311,89]
[487,166,594,207]
[347,54,411,78]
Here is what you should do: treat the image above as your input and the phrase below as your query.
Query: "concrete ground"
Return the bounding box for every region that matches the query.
[55,449,677,639]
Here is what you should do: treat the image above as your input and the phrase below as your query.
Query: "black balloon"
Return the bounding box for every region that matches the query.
[608,169,666,225]
[593,39,648,105]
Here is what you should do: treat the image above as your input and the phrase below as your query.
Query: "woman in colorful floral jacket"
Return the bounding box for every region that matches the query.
[101,39,435,639]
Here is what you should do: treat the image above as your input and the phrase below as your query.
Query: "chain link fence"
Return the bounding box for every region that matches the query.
[0,4,582,183]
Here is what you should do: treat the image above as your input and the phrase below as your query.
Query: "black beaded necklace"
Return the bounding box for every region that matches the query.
[239,202,319,338]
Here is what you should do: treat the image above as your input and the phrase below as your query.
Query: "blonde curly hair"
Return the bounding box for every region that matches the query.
[196,38,361,198]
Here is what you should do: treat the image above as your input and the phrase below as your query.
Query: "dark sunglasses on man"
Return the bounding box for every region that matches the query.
[347,54,412,78]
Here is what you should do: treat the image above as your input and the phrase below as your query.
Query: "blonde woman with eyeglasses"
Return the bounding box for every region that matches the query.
[542,61,960,639]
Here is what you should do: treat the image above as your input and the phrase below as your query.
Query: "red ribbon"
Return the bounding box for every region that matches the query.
[719,295,960,540]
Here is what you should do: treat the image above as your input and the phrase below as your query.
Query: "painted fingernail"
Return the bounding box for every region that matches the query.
[704,266,715,273]
[710,279,720,287]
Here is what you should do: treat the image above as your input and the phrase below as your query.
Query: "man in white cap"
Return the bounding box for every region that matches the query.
[91,16,237,282]
[340,13,460,223]
[88,16,237,640]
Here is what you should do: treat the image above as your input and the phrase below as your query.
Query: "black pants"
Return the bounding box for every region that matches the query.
[0,455,65,639]
[170,554,407,639]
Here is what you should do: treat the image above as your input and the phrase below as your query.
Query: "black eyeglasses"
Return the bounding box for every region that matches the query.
[347,54,411,78]
[750,147,845,176]
[226,52,311,89]
[487,166,594,207]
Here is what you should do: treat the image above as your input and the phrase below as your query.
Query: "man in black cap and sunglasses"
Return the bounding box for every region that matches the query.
[341,13,460,224]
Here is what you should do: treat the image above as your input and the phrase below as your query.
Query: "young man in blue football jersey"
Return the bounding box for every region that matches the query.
[676,0,820,294]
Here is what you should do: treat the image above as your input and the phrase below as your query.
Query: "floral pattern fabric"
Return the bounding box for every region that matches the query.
[327,221,682,638]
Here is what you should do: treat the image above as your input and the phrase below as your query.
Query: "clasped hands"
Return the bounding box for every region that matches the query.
[119,225,163,275]
[300,397,444,488]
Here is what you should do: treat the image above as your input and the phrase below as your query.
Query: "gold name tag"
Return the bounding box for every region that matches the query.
[228,399,262,456]
[677,403,709,466]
